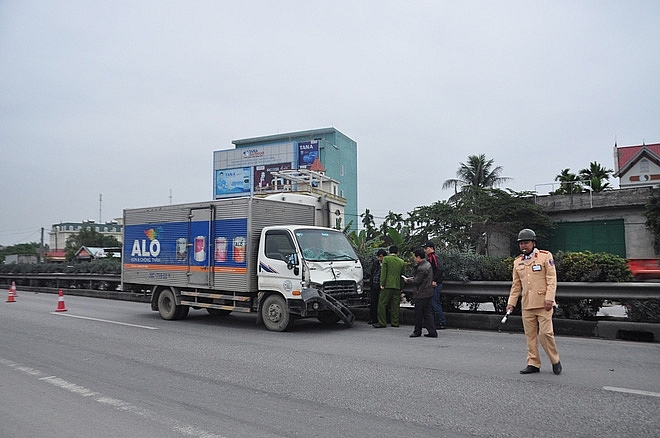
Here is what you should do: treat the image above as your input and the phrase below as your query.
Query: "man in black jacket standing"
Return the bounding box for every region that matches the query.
[404,249,437,338]
[423,240,446,329]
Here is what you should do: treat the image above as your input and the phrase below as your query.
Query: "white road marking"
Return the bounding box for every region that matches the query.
[52,312,158,330]
[2,357,226,438]
[603,386,660,398]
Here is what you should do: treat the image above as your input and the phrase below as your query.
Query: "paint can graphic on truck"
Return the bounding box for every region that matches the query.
[194,236,206,262]
[232,237,246,263]
[176,238,188,261]
[215,237,227,262]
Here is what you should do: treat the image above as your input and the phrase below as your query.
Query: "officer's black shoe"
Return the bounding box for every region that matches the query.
[520,365,540,374]
[552,362,562,375]
[424,333,438,338]
[409,333,421,338]
[372,324,386,328]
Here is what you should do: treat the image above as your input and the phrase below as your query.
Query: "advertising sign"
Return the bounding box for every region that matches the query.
[215,167,251,198]
[298,140,319,169]
[253,162,292,191]
[123,218,248,272]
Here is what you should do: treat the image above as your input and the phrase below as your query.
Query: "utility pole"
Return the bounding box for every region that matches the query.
[40,227,44,263]
[99,193,103,223]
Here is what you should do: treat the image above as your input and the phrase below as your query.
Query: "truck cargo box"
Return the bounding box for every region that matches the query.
[122,197,315,293]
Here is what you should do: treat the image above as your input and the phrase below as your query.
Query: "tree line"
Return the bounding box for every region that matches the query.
[1,227,120,263]
[346,154,658,267]
[3,155,658,264]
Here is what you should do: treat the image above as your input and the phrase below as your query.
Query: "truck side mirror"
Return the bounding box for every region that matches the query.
[286,253,300,276]
[286,253,299,268]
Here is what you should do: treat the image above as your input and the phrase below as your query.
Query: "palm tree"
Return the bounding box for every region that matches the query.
[381,211,404,235]
[551,168,583,194]
[360,208,379,241]
[442,154,511,198]
[579,162,613,192]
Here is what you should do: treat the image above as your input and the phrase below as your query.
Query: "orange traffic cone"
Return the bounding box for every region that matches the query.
[55,289,68,312]
[10,281,17,297]
[6,285,16,303]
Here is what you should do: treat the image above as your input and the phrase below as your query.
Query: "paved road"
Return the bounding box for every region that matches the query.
[1,291,659,437]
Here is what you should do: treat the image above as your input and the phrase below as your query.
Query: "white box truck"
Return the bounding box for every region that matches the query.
[121,197,363,331]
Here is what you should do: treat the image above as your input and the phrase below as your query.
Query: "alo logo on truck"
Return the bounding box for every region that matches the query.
[131,228,162,259]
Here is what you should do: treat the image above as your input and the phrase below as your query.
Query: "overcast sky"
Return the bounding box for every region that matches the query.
[1,1,659,246]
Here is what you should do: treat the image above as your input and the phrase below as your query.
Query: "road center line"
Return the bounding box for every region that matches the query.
[603,386,660,398]
[51,312,158,330]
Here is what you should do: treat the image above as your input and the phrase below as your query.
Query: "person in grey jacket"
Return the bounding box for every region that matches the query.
[404,249,438,338]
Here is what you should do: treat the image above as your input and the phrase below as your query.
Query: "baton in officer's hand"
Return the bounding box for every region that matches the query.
[501,310,512,324]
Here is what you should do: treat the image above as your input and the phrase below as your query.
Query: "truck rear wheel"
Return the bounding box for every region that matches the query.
[158,289,188,320]
[261,294,293,332]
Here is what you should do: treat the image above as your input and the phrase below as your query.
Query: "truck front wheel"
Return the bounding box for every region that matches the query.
[261,295,293,332]
[158,289,188,320]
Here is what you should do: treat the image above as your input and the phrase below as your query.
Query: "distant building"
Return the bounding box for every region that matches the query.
[75,246,121,261]
[536,186,656,259]
[614,142,660,188]
[213,127,358,230]
[519,141,659,260]
[49,219,123,251]
[44,249,67,263]
[4,254,38,264]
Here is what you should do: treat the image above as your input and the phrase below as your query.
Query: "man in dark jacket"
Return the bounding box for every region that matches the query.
[423,240,446,329]
[368,249,387,324]
[404,249,437,338]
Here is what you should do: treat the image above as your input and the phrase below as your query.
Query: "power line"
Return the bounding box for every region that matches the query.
[0,228,43,246]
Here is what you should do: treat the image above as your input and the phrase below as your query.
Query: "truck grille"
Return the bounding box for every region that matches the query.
[322,281,357,300]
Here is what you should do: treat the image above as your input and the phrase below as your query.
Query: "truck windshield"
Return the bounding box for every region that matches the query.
[294,229,359,262]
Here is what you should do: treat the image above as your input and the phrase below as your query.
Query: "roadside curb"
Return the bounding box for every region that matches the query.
[349,307,659,342]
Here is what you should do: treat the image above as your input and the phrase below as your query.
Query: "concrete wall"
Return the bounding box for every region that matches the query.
[534,187,657,258]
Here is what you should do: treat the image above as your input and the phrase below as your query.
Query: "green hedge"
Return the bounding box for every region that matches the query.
[6,251,659,322]
[0,259,121,275]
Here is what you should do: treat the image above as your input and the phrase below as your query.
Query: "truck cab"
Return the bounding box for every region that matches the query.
[258,225,363,330]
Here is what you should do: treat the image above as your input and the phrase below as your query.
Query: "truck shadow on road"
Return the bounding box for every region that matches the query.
[146,310,353,333]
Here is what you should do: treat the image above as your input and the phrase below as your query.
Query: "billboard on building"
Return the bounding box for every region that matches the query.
[215,143,295,169]
[298,140,319,169]
[254,162,293,192]
[215,167,252,198]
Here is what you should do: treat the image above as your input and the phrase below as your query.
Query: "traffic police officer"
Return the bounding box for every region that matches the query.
[507,229,562,375]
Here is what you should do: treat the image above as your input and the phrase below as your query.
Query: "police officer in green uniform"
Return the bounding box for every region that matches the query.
[373,245,405,328]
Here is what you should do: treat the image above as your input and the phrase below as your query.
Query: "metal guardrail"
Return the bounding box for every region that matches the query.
[1,274,659,300]
[442,280,660,300]
[0,273,119,282]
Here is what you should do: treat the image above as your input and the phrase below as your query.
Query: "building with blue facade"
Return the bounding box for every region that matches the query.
[213,127,358,230]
